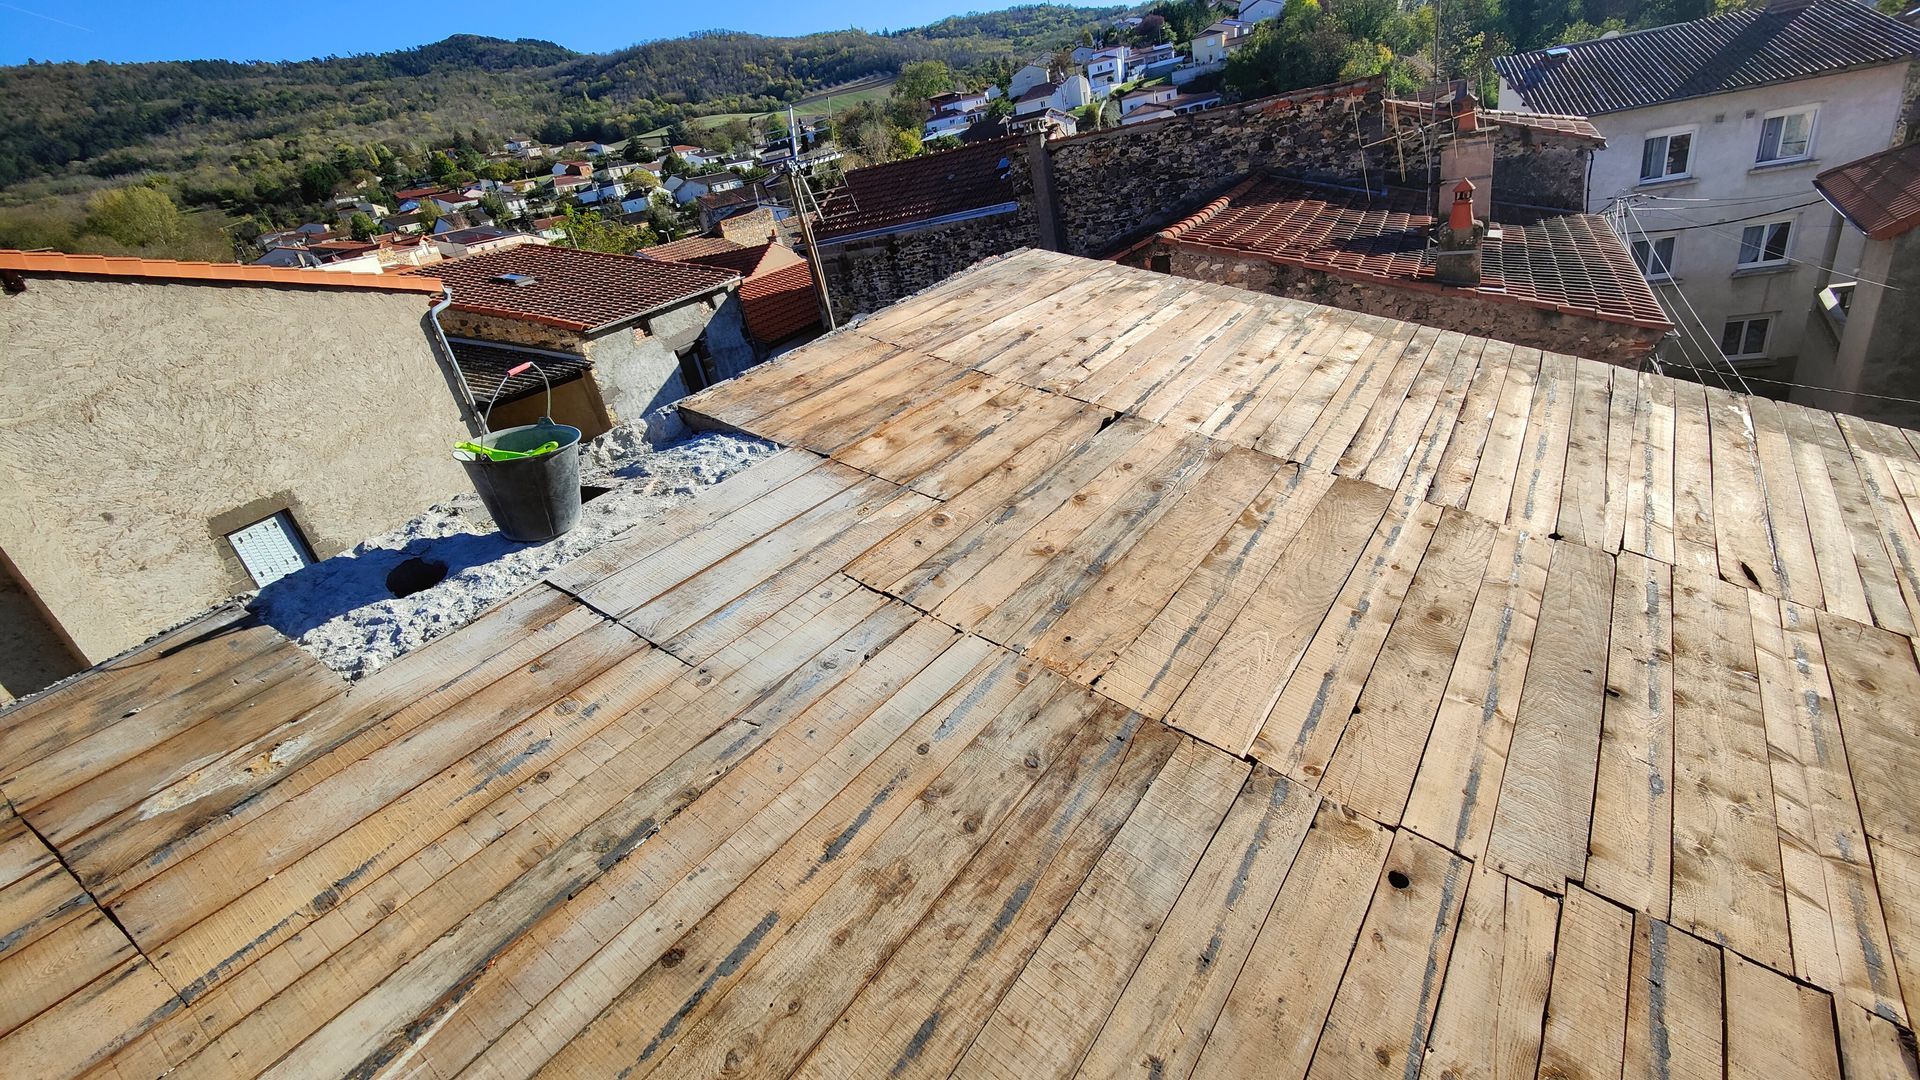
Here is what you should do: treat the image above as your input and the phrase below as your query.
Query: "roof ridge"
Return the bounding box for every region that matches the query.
[0,248,446,295]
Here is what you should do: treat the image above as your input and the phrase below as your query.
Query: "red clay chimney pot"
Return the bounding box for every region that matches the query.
[1450,179,1476,232]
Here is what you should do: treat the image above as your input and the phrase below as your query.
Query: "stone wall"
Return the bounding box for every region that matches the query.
[1491,125,1590,211]
[1049,80,1392,258]
[1152,246,1663,364]
[0,277,472,663]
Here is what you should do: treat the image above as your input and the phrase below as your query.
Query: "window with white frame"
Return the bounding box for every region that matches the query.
[1737,219,1792,268]
[1720,316,1772,360]
[1756,106,1817,164]
[1631,236,1676,282]
[1640,127,1694,182]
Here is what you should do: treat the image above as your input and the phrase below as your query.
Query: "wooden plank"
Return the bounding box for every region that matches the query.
[1419,867,1557,1080]
[1784,405,1915,635]
[905,393,1103,501]
[1330,325,1444,477]
[1585,550,1675,919]
[397,611,990,1080]
[1354,332,1473,490]
[1817,610,1920,854]
[1025,444,1282,681]
[1708,387,1797,599]
[65,587,603,900]
[0,954,181,1080]
[1251,496,1442,779]
[0,910,136,1039]
[476,651,1064,1079]
[791,724,1181,1080]
[1667,568,1791,972]
[1623,375,1678,566]
[1304,828,1470,1080]
[1484,540,1614,893]
[1188,801,1393,1079]
[1504,349,1577,537]
[1139,300,1315,429]
[1772,402,1876,626]
[1164,478,1392,757]
[555,688,1127,1080]
[1835,999,1920,1080]
[1838,414,1920,635]
[1747,396,1826,610]
[1207,310,1366,451]
[1252,320,1393,465]
[545,449,824,594]
[1080,300,1259,415]
[1668,382,1718,574]
[1369,335,1487,501]
[1751,595,1908,1022]
[955,738,1251,1080]
[1319,510,1496,824]
[1427,339,1515,509]
[1278,319,1425,472]
[1401,528,1551,860]
[1075,768,1318,1080]
[1534,885,1634,1080]
[1098,466,1336,718]
[679,331,901,430]
[1622,914,1723,1080]
[1867,837,1920,1035]
[1599,367,1641,554]
[1553,359,1612,547]
[1725,950,1844,1080]
[1464,345,1542,524]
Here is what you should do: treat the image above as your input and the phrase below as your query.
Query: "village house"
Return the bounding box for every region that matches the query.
[669,171,744,206]
[0,250,468,699]
[1009,61,1056,99]
[1086,47,1128,97]
[645,234,823,354]
[670,144,715,167]
[1496,0,1920,383]
[1799,140,1920,427]
[1237,0,1286,22]
[1189,18,1253,67]
[411,244,756,442]
[1014,74,1093,118]
[696,180,788,233]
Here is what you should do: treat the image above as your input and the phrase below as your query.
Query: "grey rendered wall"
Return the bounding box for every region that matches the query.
[0,276,471,662]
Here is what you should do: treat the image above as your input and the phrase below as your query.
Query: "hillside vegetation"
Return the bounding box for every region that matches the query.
[0,6,1122,233]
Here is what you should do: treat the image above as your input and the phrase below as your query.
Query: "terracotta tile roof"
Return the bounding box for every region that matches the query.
[680,241,798,278]
[446,338,595,407]
[407,243,737,332]
[1496,0,1920,116]
[815,139,1021,242]
[1157,174,1671,330]
[738,260,820,344]
[1815,141,1920,241]
[643,235,747,262]
[0,248,446,294]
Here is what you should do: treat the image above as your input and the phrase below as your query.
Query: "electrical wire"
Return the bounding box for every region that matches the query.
[1621,201,1757,397]
[1613,194,1905,292]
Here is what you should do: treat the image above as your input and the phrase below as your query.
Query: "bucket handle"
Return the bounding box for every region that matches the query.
[481,360,555,430]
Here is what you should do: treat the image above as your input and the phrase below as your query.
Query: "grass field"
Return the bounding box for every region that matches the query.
[681,74,901,133]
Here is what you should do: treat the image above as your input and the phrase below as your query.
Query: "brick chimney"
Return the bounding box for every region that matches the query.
[1440,91,1494,221]
[1433,179,1487,286]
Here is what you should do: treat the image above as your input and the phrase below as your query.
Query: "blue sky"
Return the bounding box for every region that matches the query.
[0,0,1097,64]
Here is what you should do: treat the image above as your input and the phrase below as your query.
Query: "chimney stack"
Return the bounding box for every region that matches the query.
[1440,92,1495,222]
[1433,179,1487,287]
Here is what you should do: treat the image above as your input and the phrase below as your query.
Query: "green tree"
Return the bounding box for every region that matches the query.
[894,59,954,103]
[82,186,186,250]
[478,193,510,222]
[299,160,342,202]
[348,211,378,240]
[416,200,442,230]
[557,205,649,253]
[1225,0,1350,99]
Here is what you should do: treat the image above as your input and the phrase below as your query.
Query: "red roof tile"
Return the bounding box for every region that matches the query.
[815,139,1021,242]
[0,248,446,294]
[738,260,820,344]
[407,244,737,332]
[1158,175,1670,330]
[1815,141,1920,241]
[642,235,747,262]
[680,241,801,279]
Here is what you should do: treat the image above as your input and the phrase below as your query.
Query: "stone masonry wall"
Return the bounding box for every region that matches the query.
[1048,80,1393,258]
[1153,246,1662,364]
[1491,125,1590,211]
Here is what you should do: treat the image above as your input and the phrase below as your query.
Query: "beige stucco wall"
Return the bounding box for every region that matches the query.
[0,276,471,662]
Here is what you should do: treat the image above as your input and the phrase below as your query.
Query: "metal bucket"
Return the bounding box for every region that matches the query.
[454,359,583,543]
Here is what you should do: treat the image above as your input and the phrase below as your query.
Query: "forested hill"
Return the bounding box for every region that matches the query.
[0,8,1122,197]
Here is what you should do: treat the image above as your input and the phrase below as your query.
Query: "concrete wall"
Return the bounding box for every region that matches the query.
[1145,245,1664,363]
[1502,63,1911,380]
[0,276,471,663]
[1795,230,1920,429]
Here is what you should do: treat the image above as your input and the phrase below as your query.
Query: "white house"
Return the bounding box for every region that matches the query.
[1086,48,1128,97]
[670,145,715,167]
[1014,75,1092,118]
[1122,103,1176,126]
[1192,19,1254,64]
[666,172,744,206]
[1010,62,1055,100]
[1497,0,1920,382]
[1118,85,1177,116]
[1238,0,1286,22]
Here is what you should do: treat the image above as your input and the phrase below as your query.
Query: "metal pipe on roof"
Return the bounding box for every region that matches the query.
[427,286,487,435]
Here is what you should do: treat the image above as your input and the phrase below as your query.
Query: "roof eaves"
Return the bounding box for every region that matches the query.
[0,248,446,295]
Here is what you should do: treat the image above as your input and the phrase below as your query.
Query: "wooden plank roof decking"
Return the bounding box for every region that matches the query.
[5,248,1920,1077]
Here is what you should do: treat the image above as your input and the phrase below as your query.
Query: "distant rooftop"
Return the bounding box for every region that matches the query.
[0,248,445,294]
[1156,174,1671,330]
[1816,141,1920,240]
[1496,0,1920,116]
[409,243,737,333]
[1385,99,1606,144]
[446,338,594,405]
